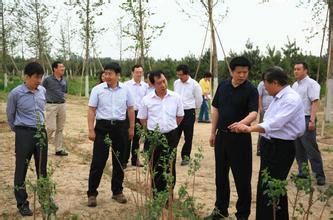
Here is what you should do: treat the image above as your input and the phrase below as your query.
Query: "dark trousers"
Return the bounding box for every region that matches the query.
[256,137,295,220]
[14,126,48,208]
[124,111,141,164]
[214,130,252,218]
[175,109,195,160]
[146,129,178,194]
[295,116,325,181]
[87,119,128,197]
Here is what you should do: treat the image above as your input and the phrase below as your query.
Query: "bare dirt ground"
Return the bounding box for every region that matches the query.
[0,95,332,219]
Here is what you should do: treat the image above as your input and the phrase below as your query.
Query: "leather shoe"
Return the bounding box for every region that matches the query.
[317,179,326,186]
[19,203,33,216]
[112,193,127,204]
[181,160,189,166]
[55,150,68,156]
[87,196,97,207]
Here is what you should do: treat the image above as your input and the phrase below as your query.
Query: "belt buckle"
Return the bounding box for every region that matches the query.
[110,120,116,125]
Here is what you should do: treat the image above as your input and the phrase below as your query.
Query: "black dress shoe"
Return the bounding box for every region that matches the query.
[317,179,326,186]
[55,150,68,156]
[19,203,33,216]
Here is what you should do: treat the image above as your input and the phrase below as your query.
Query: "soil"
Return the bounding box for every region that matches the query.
[0,96,332,219]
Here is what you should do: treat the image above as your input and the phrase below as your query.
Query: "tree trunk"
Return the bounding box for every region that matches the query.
[325,1,333,122]
[1,0,8,75]
[138,0,145,68]
[84,0,90,98]
[208,0,219,94]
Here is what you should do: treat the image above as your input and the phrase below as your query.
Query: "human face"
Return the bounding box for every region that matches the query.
[54,63,65,76]
[153,74,168,94]
[104,69,119,84]
[231,66,249,86]
[176,70,189,83]
[26,74,43,90]
[132,67,143,82]
[294,64,307,80]
[263,80,278,96]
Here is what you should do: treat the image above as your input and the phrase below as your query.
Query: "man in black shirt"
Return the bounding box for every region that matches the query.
[205,57,258,220]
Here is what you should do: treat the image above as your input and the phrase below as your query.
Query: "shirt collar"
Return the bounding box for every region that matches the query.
[181,76,191,84]
[22,83,40,93]
[103,81,123,89]
[131,79,143,86]
[297,75,309,84]
[52,74,63,81]
[152,89,172,98]
[275,85,290,99]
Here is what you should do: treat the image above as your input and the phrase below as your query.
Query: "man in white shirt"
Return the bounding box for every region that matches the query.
[292,62,325,186]
[138,70,184,197]
[174,64,202,166]
[87,62,135,207]
[231,66,305,220]
[124,64,148,167]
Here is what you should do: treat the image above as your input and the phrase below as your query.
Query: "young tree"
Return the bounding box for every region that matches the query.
[66,0,106,96]
[120,0,165,69]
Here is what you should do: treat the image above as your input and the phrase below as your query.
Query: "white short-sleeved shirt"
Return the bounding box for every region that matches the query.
[174,77,203,110]
[257,81,273,112]
[88,82,134,120]
[292,76,320,116]
[137,90,184,133]
[124,79,148,111]
[259,86,305,140]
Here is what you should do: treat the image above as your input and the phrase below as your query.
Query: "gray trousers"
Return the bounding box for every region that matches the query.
[295,116,325,181]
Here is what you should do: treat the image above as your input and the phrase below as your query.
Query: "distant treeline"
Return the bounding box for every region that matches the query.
[0,41,328,92]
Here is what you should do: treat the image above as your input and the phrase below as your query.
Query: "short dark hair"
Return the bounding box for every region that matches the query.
[203,71,212,78]
[294,61,309,71]
[104,62,121,74]
[230,56,251,71]
[24,62,44,76]
[176,64,190,75]
[131,64,143,72]
[149,70,164,84]
[52,61,63,72]
[264,66,288,86]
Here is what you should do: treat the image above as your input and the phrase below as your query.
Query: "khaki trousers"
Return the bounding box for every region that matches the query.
[45,103,66,152]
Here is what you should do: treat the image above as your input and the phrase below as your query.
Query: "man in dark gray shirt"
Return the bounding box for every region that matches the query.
[6,62,49,216]
[43,61,68,156]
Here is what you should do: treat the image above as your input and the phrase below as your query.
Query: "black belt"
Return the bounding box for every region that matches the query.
[184,109,195,112]
[261,136,294,144]
[15,126,45,131]
[47,101,65,104]
[97,119,126,125]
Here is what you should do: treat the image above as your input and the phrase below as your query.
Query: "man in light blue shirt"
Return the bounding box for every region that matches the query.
[230,66,305,220]
[6,62,49,216]
[86,62,135,207]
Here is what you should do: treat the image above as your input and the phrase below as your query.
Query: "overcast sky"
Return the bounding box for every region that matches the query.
[52,0,327,60]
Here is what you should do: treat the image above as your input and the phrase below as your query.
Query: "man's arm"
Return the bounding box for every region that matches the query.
[127,106,135,140]
[87,106,96,141]
[6,92,16,131]
[209,106,219,147]
[228,111,258,132]
[176,116,183,125]
[194,83,203,108]
[258,95,263,114]
[309,100,319,131]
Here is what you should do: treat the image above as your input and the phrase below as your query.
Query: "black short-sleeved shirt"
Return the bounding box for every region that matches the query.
[212,79,259,130]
